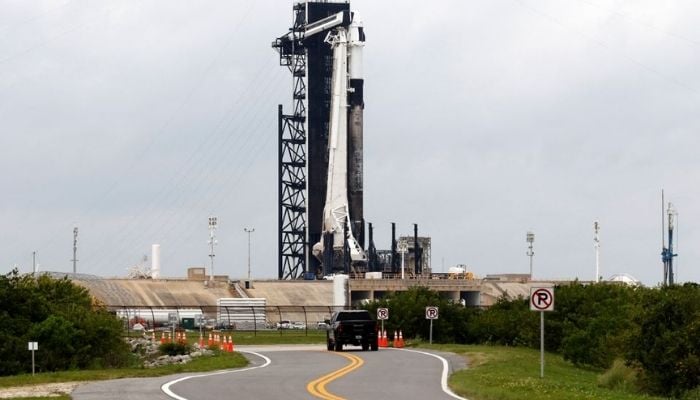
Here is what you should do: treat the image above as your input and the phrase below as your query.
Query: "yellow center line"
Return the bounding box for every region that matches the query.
[307,352,365,400]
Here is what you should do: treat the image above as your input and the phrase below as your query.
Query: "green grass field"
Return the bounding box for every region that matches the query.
[0,350,247,389]
[414,343,663,400]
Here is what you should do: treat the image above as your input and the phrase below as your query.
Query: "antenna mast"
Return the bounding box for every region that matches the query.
[526,232,535,279]
[208,216,218,285]
[71,227,78,274]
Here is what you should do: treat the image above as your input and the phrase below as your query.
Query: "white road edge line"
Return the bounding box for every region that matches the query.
[391,348,467,400]
[161,351,272,400]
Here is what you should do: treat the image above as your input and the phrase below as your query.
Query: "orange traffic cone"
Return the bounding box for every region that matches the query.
[392,331,398,347]
[160,332,166,344]
[379,330,386,347]
[396,330,404,348]
[230,336,235,352]
[199,334,204,348]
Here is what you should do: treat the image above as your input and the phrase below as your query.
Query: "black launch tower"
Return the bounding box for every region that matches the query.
[274,2,352,279]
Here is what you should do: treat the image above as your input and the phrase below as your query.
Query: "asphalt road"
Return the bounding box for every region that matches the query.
[72,345,467,400]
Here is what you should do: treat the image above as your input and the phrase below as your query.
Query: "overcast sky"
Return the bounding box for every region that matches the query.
[2,0,699,286]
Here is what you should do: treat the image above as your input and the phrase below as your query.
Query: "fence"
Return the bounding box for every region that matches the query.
[109,305,354,336]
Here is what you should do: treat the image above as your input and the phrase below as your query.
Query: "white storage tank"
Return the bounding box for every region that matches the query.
[333,274,349,307]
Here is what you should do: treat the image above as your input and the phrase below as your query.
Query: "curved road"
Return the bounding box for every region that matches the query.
[73,345,466,400]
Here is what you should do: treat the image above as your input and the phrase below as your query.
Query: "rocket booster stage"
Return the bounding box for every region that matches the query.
[347,13,365,248]
[312,11,367,268]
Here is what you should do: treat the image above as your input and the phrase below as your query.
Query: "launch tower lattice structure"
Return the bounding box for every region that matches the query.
[274,2,350,280]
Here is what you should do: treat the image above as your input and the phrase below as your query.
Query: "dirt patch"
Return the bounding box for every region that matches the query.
[0,382,83,399]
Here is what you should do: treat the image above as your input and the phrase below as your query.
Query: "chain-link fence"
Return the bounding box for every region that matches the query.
[109,305,355,336]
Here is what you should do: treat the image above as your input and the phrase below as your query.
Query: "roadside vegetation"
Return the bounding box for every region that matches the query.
[0,349,246,388]
[417,343,665,400]
[363,284,700,398]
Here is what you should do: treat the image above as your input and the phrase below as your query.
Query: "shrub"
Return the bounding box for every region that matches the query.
[0,269,130,375]
[159,342,191,356]
[597,359,639,392]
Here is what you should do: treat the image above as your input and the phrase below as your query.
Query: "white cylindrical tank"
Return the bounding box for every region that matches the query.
[333,274,349,307]
[448,266,466,274]
[151,244,161,279]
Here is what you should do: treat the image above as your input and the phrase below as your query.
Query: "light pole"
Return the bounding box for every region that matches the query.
[593,221,600,283]
[526,231,535,279]
[208,216,218,285]
[244,227,255,281]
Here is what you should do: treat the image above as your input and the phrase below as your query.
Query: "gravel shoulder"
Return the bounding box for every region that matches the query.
[0,381,84,398]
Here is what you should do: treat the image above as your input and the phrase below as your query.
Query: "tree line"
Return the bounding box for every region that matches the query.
[0,269,131,375]
[362,283,700,398]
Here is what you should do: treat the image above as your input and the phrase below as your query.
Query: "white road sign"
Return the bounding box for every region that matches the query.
[425,306,439,320]
[530,287,555,312]
[377,308,389,320]
[28,342,38,351]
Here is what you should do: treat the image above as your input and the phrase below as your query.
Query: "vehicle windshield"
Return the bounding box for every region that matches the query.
[335,311,371,321]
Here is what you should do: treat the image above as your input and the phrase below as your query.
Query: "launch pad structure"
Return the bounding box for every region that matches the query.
[274,1,366,280]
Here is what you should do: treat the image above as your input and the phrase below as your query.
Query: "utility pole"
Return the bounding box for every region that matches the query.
[32,251,37,275]
[526,232,535,279]
[208,216,218,286]
[244,227,255,281]
[71,227,78,274]
[593,221,600,282]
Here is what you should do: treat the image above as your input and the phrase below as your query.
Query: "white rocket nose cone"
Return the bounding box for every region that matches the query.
[350,11,363,26]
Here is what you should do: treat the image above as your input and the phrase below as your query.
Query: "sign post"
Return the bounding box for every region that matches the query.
[425,306,439,344]
[196,314,204,343]
[27,342,38,376]
[168,312,178,342]
[377,308,389,336]
[530,287,554,378]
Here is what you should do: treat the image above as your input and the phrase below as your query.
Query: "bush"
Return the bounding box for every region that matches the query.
[597,359,639,392]
[626,283,700,397]
[682,387,700,400]
[0,269,130,375]
[159,342,191,356]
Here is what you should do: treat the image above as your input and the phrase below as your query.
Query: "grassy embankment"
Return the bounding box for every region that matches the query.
[415,343,664,400]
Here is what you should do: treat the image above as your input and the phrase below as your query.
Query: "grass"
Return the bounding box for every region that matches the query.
[149,328,328,346]
[412,343,665,400]
[0,350,247,388]
[5,397,70,400]
[221,329,327,345]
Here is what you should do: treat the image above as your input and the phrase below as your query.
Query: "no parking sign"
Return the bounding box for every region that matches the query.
[530,287,554,312]
[530,286,555,378]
